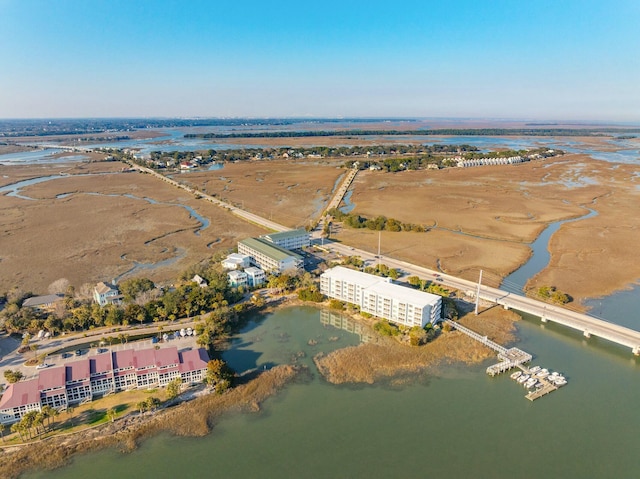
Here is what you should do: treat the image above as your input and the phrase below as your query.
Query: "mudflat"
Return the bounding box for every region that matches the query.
[0,161,265,293]
[178,159,345,228]
[336,154,640,303]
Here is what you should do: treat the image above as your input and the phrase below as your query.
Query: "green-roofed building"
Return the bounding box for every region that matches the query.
[261,228,310,250]
[238,237,304,274]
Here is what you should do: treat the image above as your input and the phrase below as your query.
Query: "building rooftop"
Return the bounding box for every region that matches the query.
[261,229,309,242]
[225,253,251,262]
[66,360,90,383]
[365,281,441,306]
[322,266,440,306]
[228,270,247,279]
[22,294,63,308]
[90,353,113,376]
[178,349,209,373]
[321,266,383,289]
[38,367,66,391]
[239,237,303,262]
[0,379,40,410]
[244,266,264,275]
[95,282,118,294]
[154,347,180,368]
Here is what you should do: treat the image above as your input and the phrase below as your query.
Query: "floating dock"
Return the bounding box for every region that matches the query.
[444,319,565,401]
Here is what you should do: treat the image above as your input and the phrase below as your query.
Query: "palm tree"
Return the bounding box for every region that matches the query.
[33,412,45,436]
[136,401,147,414]
[41,405,54,430]
[107,407,117,423]
[30,343,39,362]
[11,422,25,442]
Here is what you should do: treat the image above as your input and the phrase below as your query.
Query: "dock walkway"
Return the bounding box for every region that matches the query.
[444,320,561,401]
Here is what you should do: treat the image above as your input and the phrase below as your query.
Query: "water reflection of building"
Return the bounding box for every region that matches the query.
[320,310,375,343]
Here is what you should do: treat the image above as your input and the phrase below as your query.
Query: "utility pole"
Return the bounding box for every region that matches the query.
[474,269,483,316]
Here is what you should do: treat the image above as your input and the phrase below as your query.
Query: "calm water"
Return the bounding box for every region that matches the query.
[27,303,640,479]
[13,129,640,477]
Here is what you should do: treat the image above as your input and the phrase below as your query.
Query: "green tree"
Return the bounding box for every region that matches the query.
[205,359,234,393]
[166,378,183,400]
[329,299,345,310]
[4,369,24,383]
[119,278,155,302]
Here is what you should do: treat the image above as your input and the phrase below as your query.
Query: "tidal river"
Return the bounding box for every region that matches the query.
[27,301,640,479]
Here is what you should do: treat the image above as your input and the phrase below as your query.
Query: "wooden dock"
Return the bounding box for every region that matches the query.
[444,320,565,401]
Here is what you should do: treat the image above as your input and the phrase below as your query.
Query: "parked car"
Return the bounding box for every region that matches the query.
[36,363,52,370]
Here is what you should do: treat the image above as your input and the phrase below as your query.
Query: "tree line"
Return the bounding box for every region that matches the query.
[184,128,640,139]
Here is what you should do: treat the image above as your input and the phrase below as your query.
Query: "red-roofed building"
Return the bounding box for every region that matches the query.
[0,379,41,423]
[65,360,92,404]
[38,367,68,409]
[0,346,210,425]
[113,349,137,390]
[90,352,115,396]
[178,349,209,384]
[155,347,181,386]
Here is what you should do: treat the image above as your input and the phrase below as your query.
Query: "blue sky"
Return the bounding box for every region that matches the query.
[0,0,638,120]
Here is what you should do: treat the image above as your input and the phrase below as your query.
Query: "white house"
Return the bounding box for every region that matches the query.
[222,253,252,270]
[245,267,266,287]
[227,270,248,288]
[93,282,122,306]
[320,266,442,328]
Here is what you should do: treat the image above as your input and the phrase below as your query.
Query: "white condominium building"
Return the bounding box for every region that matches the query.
[238,237,303,274]
[320,266,442,328]
[261,229,310,250]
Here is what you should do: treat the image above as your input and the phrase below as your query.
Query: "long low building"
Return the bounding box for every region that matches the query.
[238,237,303,274]
[0,346,209,425]
[320,266,442,328]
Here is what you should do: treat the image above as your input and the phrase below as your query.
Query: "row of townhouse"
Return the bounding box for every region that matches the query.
[0,346,209,425]
[456,156,524,168]
[320,266,442,328]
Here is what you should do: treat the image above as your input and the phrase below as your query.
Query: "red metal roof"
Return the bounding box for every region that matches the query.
[154,347,179,368]
[112,349,136,370]
[0,379,40,410]
[66,359,90,383]
[133,348,156,369]
[38,367,66,391]
[90,353,113,376]
[178,349,209,373]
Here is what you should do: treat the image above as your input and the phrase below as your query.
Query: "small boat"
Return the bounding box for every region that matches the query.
[525,377,537,388]
[510,371,522,380]
[529,366,541,373]
[517,374,530,384]
[555,378,568,387]
[536,369,549,378]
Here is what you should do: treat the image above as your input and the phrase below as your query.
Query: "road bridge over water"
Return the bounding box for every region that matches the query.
[320,240,640,356]
[131,162,640,356]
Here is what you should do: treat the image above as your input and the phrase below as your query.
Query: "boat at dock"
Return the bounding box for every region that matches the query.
[510,371,522,380]
[517,374,530,384]
[529,366,541,373]
[536,368,549,378]
[524,377,537,388]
